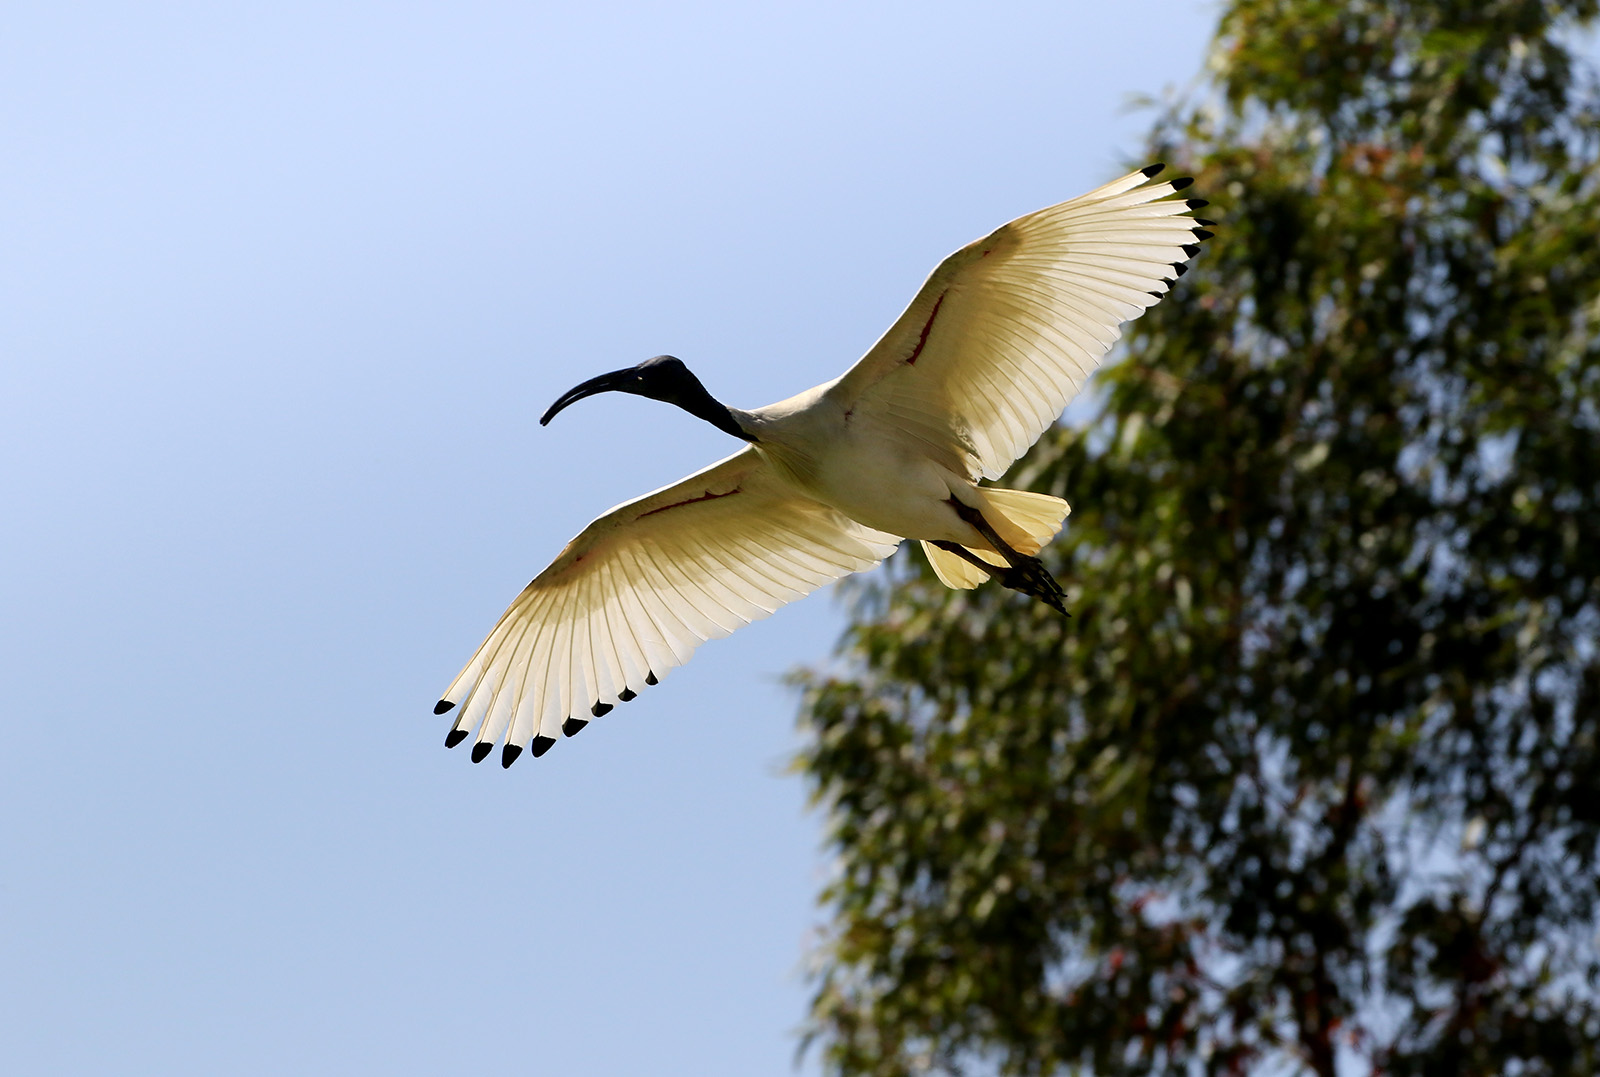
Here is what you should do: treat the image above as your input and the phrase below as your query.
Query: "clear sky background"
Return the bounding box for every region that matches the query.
[1,3,1219,1074]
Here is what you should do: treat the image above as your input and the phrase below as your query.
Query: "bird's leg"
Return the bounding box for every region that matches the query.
[929,538,1069,617]
[930,540,1009,579]
[946,498,1069,616]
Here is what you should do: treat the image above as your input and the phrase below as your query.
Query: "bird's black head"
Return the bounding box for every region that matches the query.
[539,355,753,441]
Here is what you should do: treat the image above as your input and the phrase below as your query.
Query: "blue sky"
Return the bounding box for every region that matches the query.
[0,3,1219,1073]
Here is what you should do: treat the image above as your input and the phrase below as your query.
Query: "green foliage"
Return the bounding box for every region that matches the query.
[794,3,1600,1074]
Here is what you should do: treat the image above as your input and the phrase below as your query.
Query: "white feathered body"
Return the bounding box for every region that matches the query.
[739,382,980,548]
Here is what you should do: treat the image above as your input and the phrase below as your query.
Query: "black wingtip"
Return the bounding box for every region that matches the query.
[1141,162,1165,177]
[1181,243,1201,258]
[445,728,469,749]
[1171,262,1189,277]
[591,702,613,718]
[1148,290,1163,299]
[501,743,523,769]
[1195,217,1217,227]
[1172,176,1194,190]
[562,718,589,738]
[645,671,659,686]
[434,699,455,715]
[530,735,557,758]
[470,742,493,764]
[1186,198,1209,209]
[1192,229,1214,241]
[618,688,637,702]
[1161,276,1176,288]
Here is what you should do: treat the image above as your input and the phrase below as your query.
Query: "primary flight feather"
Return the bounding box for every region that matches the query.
[436,164,1212,767]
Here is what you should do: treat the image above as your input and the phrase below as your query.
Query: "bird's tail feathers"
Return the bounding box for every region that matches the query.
[921,487,1070,590]
[922,540,1003,588]
[974,486,1070,554]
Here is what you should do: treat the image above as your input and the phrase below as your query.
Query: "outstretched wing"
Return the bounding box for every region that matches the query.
[829,165,1210,480]
[436,447,900,766]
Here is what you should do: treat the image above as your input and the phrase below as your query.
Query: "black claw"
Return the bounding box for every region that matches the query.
[563,718,589,737]
[530,735,557,758]
[1172,176,1194,190]
[591,701,612,718]
[1172,262,1189,277]
[997,555,1070,618]
[470,742,493,764]
[1192,229,1214,240]
[1186,198,1209,209]
[445,728,469,749]
[1141,162,1165,177]
[645,671,659,686]
[1195,217,1217,227]
[501,743,523,769]
[434,700,455,715]
[1181,243,1201,258]
[618,688,637,702]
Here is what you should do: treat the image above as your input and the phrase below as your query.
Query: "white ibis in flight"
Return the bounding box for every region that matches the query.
[436,164,1212,767]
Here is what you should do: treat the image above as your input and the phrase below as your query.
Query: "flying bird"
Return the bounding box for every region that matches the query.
[435,164,1212,767]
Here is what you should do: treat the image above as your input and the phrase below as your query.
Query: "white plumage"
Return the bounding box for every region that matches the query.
[436,164,1211,766]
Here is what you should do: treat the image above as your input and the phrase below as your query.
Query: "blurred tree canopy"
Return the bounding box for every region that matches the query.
[793,2,1600,1074]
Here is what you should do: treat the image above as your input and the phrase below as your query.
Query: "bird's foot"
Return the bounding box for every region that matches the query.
[999,556,1069,617]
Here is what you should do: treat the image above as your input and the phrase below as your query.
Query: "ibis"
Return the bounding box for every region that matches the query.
[435,164,1212,767]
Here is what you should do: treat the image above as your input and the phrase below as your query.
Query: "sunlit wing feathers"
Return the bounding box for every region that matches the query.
[828,164,1210,480]
[436,448,900,766]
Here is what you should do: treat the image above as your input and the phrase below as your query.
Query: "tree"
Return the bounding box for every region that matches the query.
[794,2,1600,1074]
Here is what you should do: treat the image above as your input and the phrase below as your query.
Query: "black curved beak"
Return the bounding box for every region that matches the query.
[539,368,636,426]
